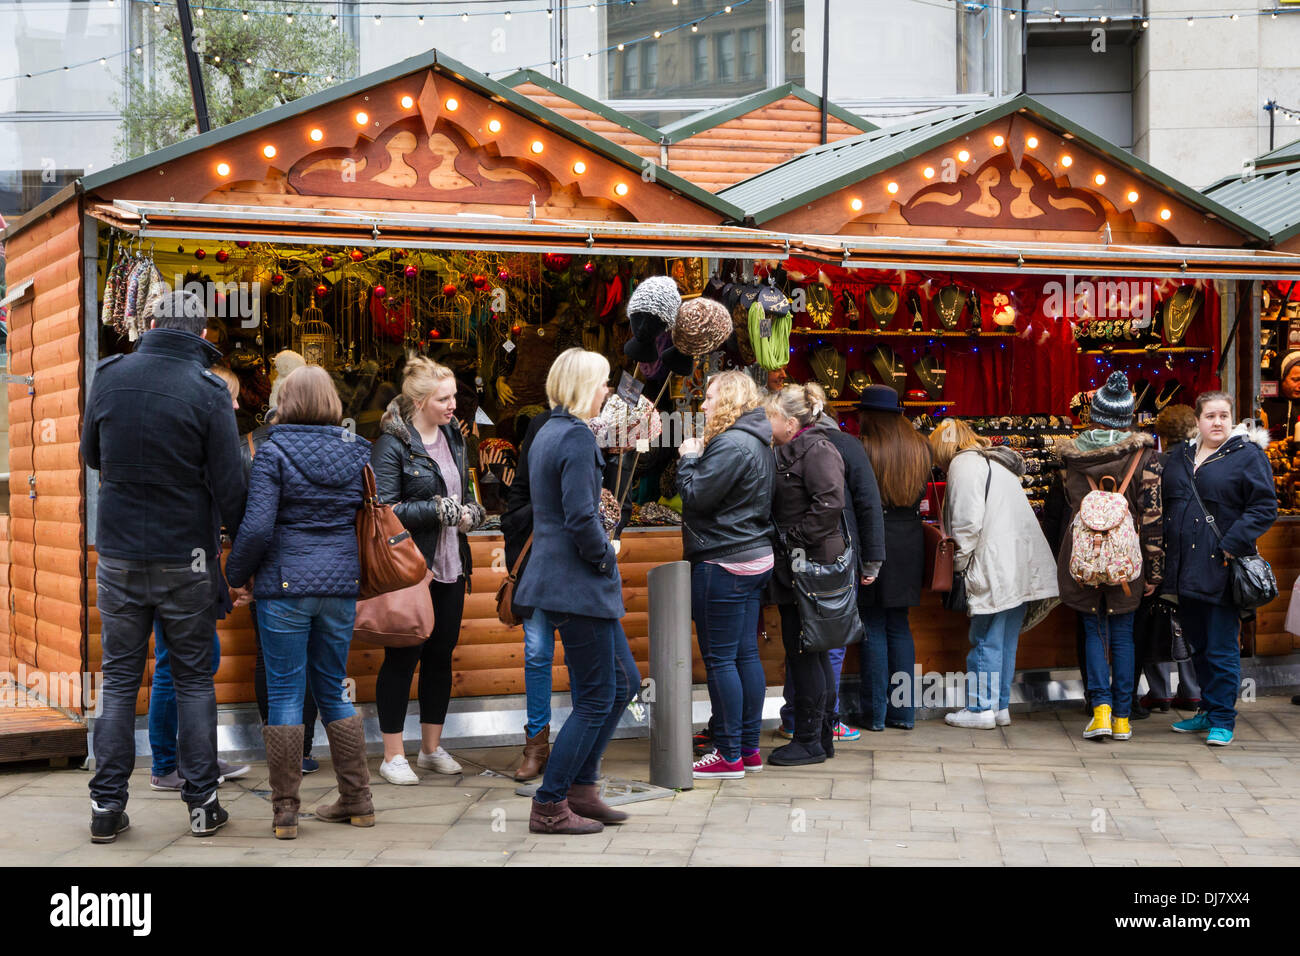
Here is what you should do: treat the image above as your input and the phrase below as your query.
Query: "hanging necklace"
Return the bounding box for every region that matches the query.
[811,344,846,398]
[867,285,898,329]
[935,285,964,330]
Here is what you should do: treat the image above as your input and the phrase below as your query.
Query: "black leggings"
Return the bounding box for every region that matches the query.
[779,603,835,723]
[376,578,466,734]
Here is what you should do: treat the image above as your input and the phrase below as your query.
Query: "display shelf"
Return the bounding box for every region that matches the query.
[828,400,953,408]
[789,328,1016,338]
[1075,346,1211,356]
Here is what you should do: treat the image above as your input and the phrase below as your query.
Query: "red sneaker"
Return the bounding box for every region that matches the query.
[692,750,744,779]
[741,750,763,773]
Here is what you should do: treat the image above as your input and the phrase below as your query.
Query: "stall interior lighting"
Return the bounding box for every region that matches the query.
[992,135,1005,148]
[215,162,231,177]
[355,111,369,125]
[400,95,415,109]
[1126,190,1139,203]
[487,118,502,134]
[886,182,899,194]
[262,145,277,159]
[957,149,970,163]
[530,140,544,154]
[1094,173,1106,186]
[309,128,324,142]
[923,167,935,179]
[443,97,458,111]
[1026,136,1039,149]
[850,197,863,211]
[614,182,629,196]
[572,161,587,175]
[1060,154,1073,167]
[1160,208,1172,221]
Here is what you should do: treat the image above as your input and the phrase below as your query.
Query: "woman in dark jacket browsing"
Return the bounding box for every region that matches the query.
[677,371,776,779]
[515,348,640,835]
[855,385,932,731]
[1162,391,1277,746]
[764,384,849,767]
[370,356,486,786]
[225,366,373,839]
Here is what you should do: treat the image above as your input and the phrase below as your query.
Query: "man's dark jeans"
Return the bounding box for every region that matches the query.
[90,558,219,810]
[536,614,639,805]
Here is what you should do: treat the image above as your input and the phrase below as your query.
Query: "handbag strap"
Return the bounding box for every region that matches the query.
[508,534,534,582]
[362,462,379,504]
[1185,450,1224,545]
[940,454,991,539]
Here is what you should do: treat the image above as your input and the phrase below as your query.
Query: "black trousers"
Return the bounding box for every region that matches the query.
[778,603,835,731]
[375,578,466,734]
[251,601,318,757]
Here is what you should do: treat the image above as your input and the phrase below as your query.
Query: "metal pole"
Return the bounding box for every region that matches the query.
[819,0,831,145]
[1268,100,1276,152]
[647,560,692,791]
[176,0,211,133]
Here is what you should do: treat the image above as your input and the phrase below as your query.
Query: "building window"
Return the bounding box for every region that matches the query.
[716,32,737,84]
[693,35,709,83]
[740,27,760,81]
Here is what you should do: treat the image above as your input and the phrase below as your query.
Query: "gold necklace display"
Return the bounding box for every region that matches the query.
[805,283,833,328]
[1162,285,1202,345]
[935,285,965,330]
[867,285,898,329]
[811,344,846,398]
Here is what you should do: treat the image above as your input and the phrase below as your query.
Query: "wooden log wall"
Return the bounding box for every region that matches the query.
[5,200,87,713]
[0,514,10,676]
[1253,521,1300,656]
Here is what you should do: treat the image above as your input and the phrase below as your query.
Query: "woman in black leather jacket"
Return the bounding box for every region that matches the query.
[677,371,776,779]
[370,356,485,785]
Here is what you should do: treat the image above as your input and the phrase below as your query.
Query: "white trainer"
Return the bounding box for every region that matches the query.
[379,754,419,785]
[995,708,1011,727]
[417,746,462,774]
[944,708,996,730]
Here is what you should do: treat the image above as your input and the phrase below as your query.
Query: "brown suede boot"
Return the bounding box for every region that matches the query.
[262,724,304,840]
[566,782,629,824]
[529,798,604,835]
[513,725,550,782]
[314,714,375,828]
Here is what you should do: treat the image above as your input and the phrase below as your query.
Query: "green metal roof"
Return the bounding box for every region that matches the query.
[658,83,875,144]
[497,69,664,144]
[718,94,1267,240]
[74,49,743,222]
[1203,154,1300,246]
[1253,134,1300,168]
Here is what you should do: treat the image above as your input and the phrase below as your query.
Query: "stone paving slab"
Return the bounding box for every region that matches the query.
[0,697,1298,866]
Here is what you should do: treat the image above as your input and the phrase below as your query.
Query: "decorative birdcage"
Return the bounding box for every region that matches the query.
[296,320,337,368]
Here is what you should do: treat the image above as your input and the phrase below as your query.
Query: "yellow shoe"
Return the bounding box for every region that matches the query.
[1083,704,1113,740]
[1112,717,1132,740]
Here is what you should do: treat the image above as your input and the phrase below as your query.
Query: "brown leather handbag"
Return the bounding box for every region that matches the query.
[923,481,956,593]
[356,463,428,600]
[354,569,435,648]
[495,534,533,627]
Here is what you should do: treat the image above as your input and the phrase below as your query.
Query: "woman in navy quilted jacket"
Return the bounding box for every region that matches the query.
[226,365,373,840]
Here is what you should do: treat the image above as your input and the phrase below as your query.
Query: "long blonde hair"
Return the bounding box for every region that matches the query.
[927,417,989,472]
[702,370,762,446]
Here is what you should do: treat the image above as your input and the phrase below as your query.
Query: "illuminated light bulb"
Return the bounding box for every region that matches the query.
[886,182,899,194]
[418,15,424,24]
[1060,154,1073,167]
[957,149,970,163]
[1159,208,1172,221]
[462,13,469,22]
[285,14,293,24]
[1126,190,1139,203]
[1026,136,1038,148]
[692,22,699,32]
[572,161,587,175]
[850,198,863,211]
[993,134,1005,147]
[262,145,277,159]
[530,140,544,154]
[488,118,502,133]
[614,182,629,196]
[400,95,414,109]
[309,128,323,142]
[216,162,231,177]
[442,97,456,111]
[923,167,935,179]
[1187,17,1194,26]
[653,30,662,38]
[355,111,369,125]
[617,43,625,51]
[505,11,512,20]
[1094,173,1106,185]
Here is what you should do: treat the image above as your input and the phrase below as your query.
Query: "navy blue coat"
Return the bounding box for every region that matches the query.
[1161,429,1277,606]
[514,409,624,621]
[81,328,246,562]
[820,419,887,572]
[225,425,372,599]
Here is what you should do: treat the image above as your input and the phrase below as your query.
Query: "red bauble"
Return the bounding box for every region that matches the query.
[350,249,365,262]
[429,328,442,339]
[404,265,418,279]
[472,274,489,291]
[194,248,206,260]
[215,249,229,263]
[511,324,521,335]
[315,284,328,298]
[442,283,457,297]
[235,240,251,249]
[271,273,284,286]
[321,255,335,268]
[372,285,386,298]
[543,252,573,272]
[583,260,595,274]
[498,269,510,281]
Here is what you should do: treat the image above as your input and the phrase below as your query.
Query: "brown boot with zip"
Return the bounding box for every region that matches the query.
[514,725,550,782]
[263,724,304,839]
[314,714,375,828]
[566,782,629,824]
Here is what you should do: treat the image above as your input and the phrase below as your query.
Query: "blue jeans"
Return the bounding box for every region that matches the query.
[1179,597,1240,731]
[256,596,358,726]
[1082,609,1135,719]
[536,614,639,805]
[860,605,916,729]
[780,646,846,730]
[148,617,221,776]
[966,603,1027,712]
[523,608,557,738]
[691,563,770,761]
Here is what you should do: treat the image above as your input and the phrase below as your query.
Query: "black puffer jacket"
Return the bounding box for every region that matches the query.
[819,415,886,573]
[369,399,473,582]
[769,424,847,604]
[678,407,776,563]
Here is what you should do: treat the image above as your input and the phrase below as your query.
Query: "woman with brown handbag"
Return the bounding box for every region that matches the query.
[371,356,486,785]
[224,366,374,839]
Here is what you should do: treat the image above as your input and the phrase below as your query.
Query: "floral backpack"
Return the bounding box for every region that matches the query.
[1068,452,1143,593]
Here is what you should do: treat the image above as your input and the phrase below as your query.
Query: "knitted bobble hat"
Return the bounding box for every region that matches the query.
[627,275,683,331]
[1089,370,1135,429]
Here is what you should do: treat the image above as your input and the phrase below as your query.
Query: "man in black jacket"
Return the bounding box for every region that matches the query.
[81,290,247,843]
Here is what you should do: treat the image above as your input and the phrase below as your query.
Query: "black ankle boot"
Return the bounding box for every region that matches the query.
[770,696,826,767]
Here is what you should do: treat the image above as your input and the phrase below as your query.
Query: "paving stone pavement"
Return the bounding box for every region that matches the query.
[2,697,1298,866]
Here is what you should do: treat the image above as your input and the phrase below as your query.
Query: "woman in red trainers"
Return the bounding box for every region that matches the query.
[678,371,776,779]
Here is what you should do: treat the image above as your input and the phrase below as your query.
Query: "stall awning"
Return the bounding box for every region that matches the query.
[93,199,1300,280]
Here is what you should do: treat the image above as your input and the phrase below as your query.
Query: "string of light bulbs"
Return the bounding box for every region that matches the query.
[944,0,1300,27]
[130,0,632,22]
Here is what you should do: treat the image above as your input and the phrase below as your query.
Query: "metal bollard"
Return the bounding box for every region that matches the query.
[647,560,693,791]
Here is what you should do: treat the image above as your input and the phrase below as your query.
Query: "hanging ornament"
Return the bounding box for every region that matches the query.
[429,328,442,339]
[373,284,387,298]
[584,260,596,275]
[321,254,335,268]
[511,324,522,336]
[498,268,510,281]
[543,252,572,273]
[350,249,365,262]
[404,265,418,279]
[472,274,489,291]
[235,240,251,249]
[176,244,185,254]
[442,282,457,297]
[271,273,285,287]
[315,283,328,298]
[215,249,229,264]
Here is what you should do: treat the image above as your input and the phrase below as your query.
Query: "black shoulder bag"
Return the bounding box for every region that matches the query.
[1187,466,1277,613]
[780,514,866,654]
[941,456,992,614]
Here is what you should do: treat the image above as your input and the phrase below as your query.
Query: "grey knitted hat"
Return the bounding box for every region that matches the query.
[627,275,682,331]
[1090,370,1134,429]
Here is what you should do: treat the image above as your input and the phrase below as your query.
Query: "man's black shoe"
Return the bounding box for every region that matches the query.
[189,795,229,837]
[90,805,130,844]
[692,726,713,756]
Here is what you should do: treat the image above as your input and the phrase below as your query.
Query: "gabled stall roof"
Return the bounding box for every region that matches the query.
[1203,139,1300,246]
[497,69,663,154]
[658,83,875,144]
[719,94,1266,242]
